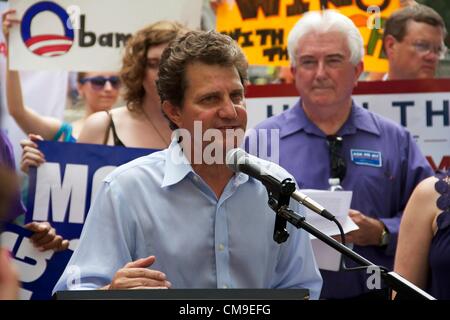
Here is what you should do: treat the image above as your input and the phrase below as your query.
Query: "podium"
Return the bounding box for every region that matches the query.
[54,288,310,300]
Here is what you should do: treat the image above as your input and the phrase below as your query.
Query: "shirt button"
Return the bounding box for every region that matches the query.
[218,244,225,251]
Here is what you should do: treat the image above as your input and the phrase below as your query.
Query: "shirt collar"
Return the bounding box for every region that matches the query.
[161,138,193,188]
[341,102,381,137]
[280,99,380,138]
[279,99,315,138]
[161,138,251,188]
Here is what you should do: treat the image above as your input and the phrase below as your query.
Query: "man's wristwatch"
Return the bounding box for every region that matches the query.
[379,226,390,247]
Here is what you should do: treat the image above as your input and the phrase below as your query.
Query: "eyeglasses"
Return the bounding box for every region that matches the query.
[298,55,346,70]
[411,41,448,59]
[327,135,346,183]
[79,76,121,91]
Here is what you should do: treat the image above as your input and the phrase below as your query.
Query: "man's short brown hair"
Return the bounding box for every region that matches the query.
[157,30,248,130]
[383,4,447,44]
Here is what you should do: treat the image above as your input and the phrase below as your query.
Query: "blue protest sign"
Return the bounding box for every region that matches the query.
[15,141,156,299]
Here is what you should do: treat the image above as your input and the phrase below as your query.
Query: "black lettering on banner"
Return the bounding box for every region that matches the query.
[99,33,113,47]
[426,100,449,127]
[355,0,390,11]
[392,101,414,127]
[263,46,288,61]
[267,105,273,117]
[115,33,131,48]
[319,0,352,9]
[79,15,95,47]
[78,15,137,48]
[222,29,254,47]
[236,0,280,19]
[267,104,289,118]
[286,0,309,16]
[256,29,284,46]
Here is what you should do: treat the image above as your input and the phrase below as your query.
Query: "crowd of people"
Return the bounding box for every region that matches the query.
[1,0,449,301]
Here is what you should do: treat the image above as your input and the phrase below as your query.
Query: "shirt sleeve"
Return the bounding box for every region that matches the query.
[53,180,134,293]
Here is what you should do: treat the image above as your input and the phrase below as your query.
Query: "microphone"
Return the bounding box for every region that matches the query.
[226,148,335,221]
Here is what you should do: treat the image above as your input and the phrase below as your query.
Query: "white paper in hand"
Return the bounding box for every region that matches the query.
[301,189,358,271]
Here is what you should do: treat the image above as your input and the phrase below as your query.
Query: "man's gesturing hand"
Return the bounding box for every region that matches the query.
[109,256,171,289]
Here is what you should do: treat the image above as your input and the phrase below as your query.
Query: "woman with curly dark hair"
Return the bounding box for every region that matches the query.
[20,21,187,173]
[77,21,187,149]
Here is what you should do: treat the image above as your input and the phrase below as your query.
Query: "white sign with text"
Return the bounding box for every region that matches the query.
[9,0,202,71]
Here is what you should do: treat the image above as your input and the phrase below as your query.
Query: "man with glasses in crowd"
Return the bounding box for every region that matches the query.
[383,3,447,80]
[252,10,433,299]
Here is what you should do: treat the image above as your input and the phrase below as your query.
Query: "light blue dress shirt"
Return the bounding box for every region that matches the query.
[53,140,322,299]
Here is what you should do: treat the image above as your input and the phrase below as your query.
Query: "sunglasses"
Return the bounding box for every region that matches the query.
[327,135,347,183]
[79,76,121,91]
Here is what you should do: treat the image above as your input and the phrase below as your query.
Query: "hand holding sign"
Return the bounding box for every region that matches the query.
[20,134,45,174]
[108,256,172,290]
[1,9,20,44]
[24,222,69,252]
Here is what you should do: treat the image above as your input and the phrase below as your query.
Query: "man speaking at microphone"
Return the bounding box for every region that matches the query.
[252,11,432,299]
[53,30,322,297]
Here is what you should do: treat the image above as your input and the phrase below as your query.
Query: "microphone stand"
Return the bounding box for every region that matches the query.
[264,179,435,300]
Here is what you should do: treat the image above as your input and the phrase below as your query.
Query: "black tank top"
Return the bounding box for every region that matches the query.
[103,111,126,147]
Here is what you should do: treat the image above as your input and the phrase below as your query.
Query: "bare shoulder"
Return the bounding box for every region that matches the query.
[404,176,439,222]
[77,110,113,144]
[413,176,439,200]
[109,106,132,121]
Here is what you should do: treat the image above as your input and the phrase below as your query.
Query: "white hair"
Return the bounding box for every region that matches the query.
[287,10,365,66]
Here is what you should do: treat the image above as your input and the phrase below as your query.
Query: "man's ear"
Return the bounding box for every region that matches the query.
[162,100,182,128]
[352,61,364,87]
[290,65,296,77]
[383,35,396,59]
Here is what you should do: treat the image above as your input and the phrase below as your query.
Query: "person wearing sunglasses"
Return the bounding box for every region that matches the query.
[253,10,433,299]
[383,4,447,80]
[2,9,121,144]
[19,21,186,175]
[76,21,186,149]
[78,75,121,91]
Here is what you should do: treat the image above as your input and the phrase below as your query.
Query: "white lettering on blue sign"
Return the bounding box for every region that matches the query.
[350,149,382,167]
[32,162,116,224]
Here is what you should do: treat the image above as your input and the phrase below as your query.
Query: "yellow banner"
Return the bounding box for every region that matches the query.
[217,0,400,72]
